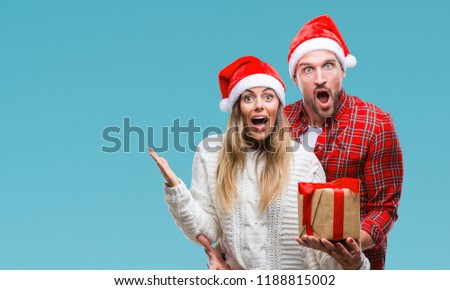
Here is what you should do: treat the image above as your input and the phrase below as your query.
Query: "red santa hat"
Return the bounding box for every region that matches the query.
[218,56,286,112]
[288,14,357,78]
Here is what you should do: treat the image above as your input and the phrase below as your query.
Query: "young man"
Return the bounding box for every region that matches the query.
[285,14,404,270]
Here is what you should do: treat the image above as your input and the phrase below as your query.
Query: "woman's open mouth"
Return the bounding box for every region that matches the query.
[252,116,268,125]
[251,116,268,132]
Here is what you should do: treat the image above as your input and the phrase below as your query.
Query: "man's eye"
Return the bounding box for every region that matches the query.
[324,63,333,69]
[304,67,313,73]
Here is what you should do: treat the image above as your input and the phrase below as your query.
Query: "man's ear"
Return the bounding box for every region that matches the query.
[342,68,346,79]
[293,74,299,86]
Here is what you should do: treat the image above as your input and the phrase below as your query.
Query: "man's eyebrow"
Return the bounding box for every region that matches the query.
[297,62,311,67]
[297,59,337,67]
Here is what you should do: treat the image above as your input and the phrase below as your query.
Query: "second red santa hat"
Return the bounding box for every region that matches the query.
[288,14,357,78]
[218,56,285,112]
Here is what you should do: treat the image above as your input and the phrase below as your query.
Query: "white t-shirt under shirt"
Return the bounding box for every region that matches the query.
[300,126,322,151]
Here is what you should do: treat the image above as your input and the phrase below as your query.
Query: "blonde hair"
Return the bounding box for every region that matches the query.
[216,101,292,213]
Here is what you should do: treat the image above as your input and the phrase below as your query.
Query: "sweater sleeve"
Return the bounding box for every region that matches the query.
[304,248,370,270]
[164,146,221,245]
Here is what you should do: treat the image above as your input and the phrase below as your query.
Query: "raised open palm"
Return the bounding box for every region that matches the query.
[148,148,180,187]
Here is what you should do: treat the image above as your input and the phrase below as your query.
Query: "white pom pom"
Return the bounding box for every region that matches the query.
[220,98,230,112]
[345,54,357,68]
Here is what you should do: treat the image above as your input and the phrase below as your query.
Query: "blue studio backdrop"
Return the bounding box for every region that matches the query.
[0,0,449,269]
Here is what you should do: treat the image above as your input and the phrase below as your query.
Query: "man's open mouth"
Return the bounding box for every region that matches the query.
[315,90,330,104]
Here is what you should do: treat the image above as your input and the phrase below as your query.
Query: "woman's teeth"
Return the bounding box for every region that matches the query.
[252,117,268,125]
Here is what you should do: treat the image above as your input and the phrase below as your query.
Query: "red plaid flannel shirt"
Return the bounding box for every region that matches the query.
[285,89,404,270]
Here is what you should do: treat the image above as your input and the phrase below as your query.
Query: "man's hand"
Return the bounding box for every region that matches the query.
[296,235,364,270]
[196,235,230,270]
[359,229,375,250]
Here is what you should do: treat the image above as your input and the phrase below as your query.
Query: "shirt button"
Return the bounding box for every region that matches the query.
[317,145,323,150]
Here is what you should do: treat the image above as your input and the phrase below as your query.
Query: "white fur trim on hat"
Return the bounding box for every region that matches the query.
[345,54,357,68]
[220,98,231,112]
[289,37,352,78]
[220,73,285,112]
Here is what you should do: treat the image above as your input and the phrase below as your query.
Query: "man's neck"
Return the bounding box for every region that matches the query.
[303,107,325,128]
[306,116,324,128]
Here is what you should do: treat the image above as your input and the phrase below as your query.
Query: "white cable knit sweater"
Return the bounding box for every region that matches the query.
[164,135,370,270]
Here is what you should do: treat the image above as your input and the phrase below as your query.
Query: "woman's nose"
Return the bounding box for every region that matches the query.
[255,97,264,109]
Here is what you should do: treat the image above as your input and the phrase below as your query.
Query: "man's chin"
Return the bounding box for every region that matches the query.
[318,110,335,119]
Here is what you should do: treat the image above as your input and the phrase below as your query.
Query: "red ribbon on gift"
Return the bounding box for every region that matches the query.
[298,178,360,239]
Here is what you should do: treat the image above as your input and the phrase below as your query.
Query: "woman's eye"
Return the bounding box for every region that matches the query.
[243,95,253,102]
[264,94,274,101]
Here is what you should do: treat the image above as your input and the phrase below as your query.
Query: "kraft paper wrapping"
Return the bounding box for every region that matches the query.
[298,178,361,241]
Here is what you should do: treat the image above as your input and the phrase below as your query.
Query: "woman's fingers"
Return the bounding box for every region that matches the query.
[346,237,361,254]
[320,238,338,252]
[148,148,161,163]
[296,235,329,253]
[159,157,169,167]
[197,234,213,252]
[148,148,167,173]
[330,238,363,270]
[196,235,230,270]
[335,242,353,258]
[148,148,165,163]
[148,148,180,187]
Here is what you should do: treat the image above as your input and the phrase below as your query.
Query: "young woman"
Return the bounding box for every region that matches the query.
[149,56,369,270]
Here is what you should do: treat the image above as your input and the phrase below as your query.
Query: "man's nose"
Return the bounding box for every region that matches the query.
[314,69,326,85]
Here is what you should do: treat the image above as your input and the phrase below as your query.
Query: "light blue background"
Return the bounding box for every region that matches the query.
[0,0,448,269]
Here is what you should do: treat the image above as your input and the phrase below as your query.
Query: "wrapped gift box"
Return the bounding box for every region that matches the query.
[297,178,361,241]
